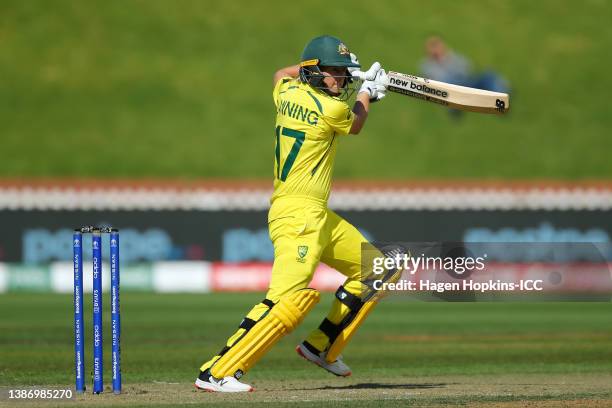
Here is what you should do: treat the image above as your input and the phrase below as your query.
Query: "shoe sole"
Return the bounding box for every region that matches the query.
[295,345,351,377]
[194,384,215,392]
[194,379,254,393]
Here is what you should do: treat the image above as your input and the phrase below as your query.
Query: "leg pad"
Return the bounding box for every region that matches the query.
[211,288,320,378]
[325,301,376,363]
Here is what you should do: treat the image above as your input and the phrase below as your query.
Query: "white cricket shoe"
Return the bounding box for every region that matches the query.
[195,373,254,393]
[296,342,352,377]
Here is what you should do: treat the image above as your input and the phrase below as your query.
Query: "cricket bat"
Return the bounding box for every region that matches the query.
[385,71,509,114]
[352,64,509,114]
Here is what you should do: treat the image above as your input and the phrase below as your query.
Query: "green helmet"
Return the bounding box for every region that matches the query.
[300,35,360,68]
[299,35,360,99]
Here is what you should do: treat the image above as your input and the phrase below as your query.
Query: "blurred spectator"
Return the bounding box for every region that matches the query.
[420,36,510,117]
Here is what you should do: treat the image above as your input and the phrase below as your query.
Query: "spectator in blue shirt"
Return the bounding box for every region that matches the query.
[420,36,510,112]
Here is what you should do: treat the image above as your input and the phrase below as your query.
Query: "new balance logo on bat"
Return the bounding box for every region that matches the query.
[389,77,448,98]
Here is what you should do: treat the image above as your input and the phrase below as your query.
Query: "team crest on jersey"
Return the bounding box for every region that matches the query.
[337,43,350,55]
[297,245,309,263]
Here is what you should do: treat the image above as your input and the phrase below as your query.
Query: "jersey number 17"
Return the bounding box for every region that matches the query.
[275,126,305,182]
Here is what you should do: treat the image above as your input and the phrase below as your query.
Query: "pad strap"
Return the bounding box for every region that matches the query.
[218,300,275,357]
[239,317,257,331]
[335,286,364,311]
[262,299,275,308]
[318,286,365,343]
[319,318,342,342]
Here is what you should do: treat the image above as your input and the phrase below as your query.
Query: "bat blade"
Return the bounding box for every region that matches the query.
[386,71,510,114]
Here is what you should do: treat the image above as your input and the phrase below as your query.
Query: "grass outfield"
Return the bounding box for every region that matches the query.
[1,1,611,179]
[1,292,611,406]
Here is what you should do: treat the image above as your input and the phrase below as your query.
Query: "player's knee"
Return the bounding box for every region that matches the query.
[271,288,321,331]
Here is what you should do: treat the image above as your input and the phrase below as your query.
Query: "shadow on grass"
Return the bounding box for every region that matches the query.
[299,382,449,391]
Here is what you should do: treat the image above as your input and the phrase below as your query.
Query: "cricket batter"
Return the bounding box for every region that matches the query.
[195,35,388,392]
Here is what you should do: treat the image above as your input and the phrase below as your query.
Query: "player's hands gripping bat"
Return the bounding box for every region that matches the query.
[352,61,386,102]
[359,69,387,102]
[352,64,510,114]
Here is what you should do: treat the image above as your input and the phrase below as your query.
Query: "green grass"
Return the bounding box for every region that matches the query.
[2,293,612,406]
[1,293,611,386]
[0,0,611,179]
[86,393,612,408]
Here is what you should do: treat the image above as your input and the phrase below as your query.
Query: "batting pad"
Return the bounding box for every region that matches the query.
[325,301,376,363]
[211,288,320,378]
[324,249,405,363]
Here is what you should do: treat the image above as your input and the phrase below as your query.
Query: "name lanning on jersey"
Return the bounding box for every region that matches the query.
[278,99,319,126]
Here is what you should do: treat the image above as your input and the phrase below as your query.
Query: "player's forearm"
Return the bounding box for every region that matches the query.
[273,65,301,85]
[350,92,370,134]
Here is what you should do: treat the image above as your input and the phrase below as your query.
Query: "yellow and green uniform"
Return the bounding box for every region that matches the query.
[200,77,368,375]
[270,76,353,204]
[267,77,369,351]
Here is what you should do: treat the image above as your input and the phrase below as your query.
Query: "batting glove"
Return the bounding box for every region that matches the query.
[351,61,381,81]
[359,66,387,102]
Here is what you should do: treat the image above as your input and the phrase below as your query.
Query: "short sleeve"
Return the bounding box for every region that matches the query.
[324,101,355,136]
[273,77,292,108]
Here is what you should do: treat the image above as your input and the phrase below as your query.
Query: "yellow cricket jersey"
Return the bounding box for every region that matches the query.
[270,77,355,206]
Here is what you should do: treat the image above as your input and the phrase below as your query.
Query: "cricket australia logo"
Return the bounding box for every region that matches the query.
[337,43,350,55]
[297,245,309,263]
